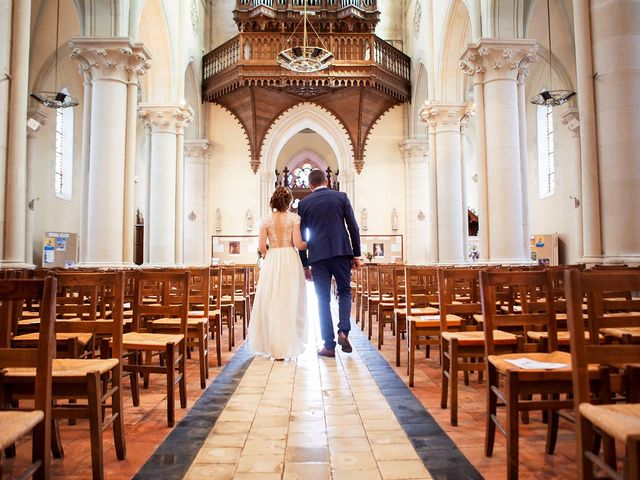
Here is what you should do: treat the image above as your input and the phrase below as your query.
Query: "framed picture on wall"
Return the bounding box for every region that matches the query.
[373,243,384,258]
[229,241,241,255]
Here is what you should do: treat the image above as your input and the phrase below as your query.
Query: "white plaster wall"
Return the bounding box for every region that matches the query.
[206,104,260,240]
[356,106,407,238]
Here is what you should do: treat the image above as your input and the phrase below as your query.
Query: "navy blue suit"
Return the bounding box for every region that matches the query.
[298,188,360,350]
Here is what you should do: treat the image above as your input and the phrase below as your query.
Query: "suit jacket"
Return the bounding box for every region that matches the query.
[298,188,361,268]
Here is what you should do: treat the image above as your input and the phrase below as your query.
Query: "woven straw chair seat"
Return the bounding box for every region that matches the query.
[407,314,462,328]
[4,358,119,378]
[121,332,184,349]
[527,330,601,344]
[600,326,640,340]
[150,317,207,327]
[0,410,44,450]
[579,403,640,444]
[442,330,517,346]
[12,332,93,346]
[394,306,439,316]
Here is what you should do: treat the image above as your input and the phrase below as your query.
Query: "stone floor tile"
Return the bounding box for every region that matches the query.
[283,462,331,480]
[332,468,383,480]
[330,451,378,470]
[377,459,431,479]
[285,446,330,463]
[235,454,284,473]
[184,463,236,480]
[193,446,242,464]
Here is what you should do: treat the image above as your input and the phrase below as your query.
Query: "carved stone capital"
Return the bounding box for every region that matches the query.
[138,104,195,135]
[460,38,538,83]
[420,101,474,133]
[398,139,429,164]
[69,37,151,85]
[184,139,214,162]
[354,157,364,174]
[561,108,580,135]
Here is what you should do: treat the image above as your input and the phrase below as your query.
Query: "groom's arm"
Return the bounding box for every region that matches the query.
[342,193,361,257]
[298,206,309,269]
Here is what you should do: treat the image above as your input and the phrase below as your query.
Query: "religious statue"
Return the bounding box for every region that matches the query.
[361,208,368,231]
[245,209,254,232]
[391,208,399,231]
[215,208,222,232]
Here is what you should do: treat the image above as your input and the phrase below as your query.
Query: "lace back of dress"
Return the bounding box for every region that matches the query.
[268,212,294,248]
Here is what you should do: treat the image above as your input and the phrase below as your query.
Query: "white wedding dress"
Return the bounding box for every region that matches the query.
[248,211,308,359]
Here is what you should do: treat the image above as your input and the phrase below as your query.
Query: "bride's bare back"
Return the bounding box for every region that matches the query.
[260,212,307,252]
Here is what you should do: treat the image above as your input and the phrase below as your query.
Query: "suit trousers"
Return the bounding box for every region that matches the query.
[311,256,352,350]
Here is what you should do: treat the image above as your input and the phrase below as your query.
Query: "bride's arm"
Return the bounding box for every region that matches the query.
[259,224,268,256]
[293,221,307,251]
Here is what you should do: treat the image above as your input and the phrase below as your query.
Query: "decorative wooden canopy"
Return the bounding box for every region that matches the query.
[203,0,411,173]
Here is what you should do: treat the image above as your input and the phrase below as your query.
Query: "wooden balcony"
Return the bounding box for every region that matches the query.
[203,2,410,173]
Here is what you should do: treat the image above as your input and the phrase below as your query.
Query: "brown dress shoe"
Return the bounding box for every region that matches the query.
[338,332,352,353]
[317,347,336,358]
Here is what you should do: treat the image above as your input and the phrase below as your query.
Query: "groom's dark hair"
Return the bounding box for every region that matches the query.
[308,169,328,188]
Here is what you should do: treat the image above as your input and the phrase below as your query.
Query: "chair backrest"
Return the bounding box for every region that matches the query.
[479,270,557,355]
[220,267,236,299]
[565,269,640,407]
[364,264,379,297]
[188,267,210,317]
[209,267,221,310]
[133,271,190,336]
[53,272,125,362]
[376,266,398,306]
[404,267,437,315]
[0,278,56,478]
[234,267,248,296]
[438,268,482,332]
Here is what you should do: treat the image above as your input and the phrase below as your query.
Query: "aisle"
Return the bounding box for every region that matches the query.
[136,285,480,479]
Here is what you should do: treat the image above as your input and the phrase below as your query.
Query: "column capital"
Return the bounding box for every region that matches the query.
[460,38,538,82]
[398,139,429,164]
[69,37,151,84]
[420,101,474,133]
[138,104,195,135]
[184,139,214,163]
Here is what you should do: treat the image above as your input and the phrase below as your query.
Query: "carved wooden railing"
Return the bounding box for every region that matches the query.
[203,32,410,100]
[236,0,377,11]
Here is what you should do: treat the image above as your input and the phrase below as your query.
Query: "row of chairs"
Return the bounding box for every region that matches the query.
[0,265,257,480]
[354,263,640,479]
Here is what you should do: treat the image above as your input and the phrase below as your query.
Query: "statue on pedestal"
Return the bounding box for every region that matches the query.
[391,208,399,231]
[215,208,222,232]
[245,209,254,232]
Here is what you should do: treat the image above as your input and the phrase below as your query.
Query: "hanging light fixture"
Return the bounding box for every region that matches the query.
[30,0,79,109]
[277,1,334,73]
[530,0,575,107]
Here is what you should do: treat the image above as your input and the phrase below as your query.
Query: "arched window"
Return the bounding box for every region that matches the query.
[54,89,74,200]
[292,162,314,188]
[536,103,555,199]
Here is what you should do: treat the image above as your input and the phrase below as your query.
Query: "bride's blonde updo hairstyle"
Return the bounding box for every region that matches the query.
[270,186,293,212]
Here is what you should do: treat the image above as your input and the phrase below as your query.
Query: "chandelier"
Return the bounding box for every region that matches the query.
[277,1,334,73]
[530,0,575,107]
[30,0,79,109]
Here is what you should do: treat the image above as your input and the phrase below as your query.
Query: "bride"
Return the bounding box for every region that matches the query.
[248,187,308,360]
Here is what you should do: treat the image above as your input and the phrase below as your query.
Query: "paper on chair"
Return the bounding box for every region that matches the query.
[503,358,568,370]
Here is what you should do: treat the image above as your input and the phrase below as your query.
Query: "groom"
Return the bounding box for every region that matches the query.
[298,169,361,357]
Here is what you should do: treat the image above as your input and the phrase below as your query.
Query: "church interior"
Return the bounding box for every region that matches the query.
[0,0,639,478]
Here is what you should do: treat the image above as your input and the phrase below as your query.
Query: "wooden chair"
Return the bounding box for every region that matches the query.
[124,270,189,427]
[219,267,236,350]
[394,266,439,367]
[150,267,210,388]
[405,267,454,386]
[2,272,127,480]
[0,278,56,480]
[363,264,381,340]
[208,267,223,366]
[232,266,249,340]
[566,269,640,480]
[480,269,578,480]
[438,268,518,426]
[376,266,399,350]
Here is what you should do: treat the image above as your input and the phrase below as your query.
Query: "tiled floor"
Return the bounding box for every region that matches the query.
[183,323,432,480]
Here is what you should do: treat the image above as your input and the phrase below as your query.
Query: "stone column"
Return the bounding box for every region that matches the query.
[461,39,538,263]
[571,0,602,261]
[184,140,213,265]
[517,68,531,259]
[0,0,12,259]
[138,105,193,265]
[399,139,429,264]
[175,128,186,264]
[421,102,473,263]
[561,108,584,261]
[70,38,151,266]
[426,125,438,263]
[589,0,640,262]
[25,108,48,265]
[122,76,141,264]
[2,0,31,266]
